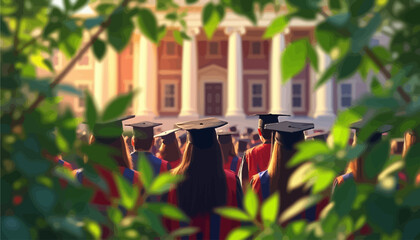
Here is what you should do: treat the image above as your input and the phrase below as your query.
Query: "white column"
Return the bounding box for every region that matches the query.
[136,35,157,117]
[93,57,104,110]
[107,46,118,101]
[314,47,335,119]
[225,27,246,118]
[179,28,200,118]
[270,32,293,115]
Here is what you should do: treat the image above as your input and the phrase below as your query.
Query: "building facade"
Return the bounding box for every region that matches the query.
[38,1,386,131]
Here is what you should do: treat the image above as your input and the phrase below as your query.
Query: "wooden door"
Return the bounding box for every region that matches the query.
[205,83,223,116]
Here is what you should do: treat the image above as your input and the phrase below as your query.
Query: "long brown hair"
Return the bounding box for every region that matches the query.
[172,131,227,217]
[267,131,309,216]
[220,141,237,164]
[403,131,418,157]
[90,135,133,169]
[159,140,182,162]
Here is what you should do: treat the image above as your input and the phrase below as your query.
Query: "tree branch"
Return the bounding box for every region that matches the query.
[319,9,411,103]
[14,0,131,126]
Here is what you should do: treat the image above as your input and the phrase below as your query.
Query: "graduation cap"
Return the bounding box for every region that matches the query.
[178,132,187,146]
[125,121,162,140]
[93,115,136,140]
[229,125,237,132]
[175,118,227,149]
[237,138,250,153]
[217,131,235,144]
[265,121,314,149]
[350,121,392,144]
[154,128,180,145]
[306,131,329,141]
[246,127,254,135]
[254,114,290,129]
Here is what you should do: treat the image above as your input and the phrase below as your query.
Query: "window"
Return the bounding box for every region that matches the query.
[76,52,92,69]
[161,80,178,111]
[52,50,61,69]
[248,80,266,111]
[339,83,353,108]
[166,42,176,55]
[207,41,220,57]
[292,82,305,111]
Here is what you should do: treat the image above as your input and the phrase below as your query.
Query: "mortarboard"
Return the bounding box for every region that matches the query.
[254,113,290,129]
[237,138,250,153]
[306,131,329,141]
[265,121,314,149]
[350,121,392,144]
[178,132,187,145]
[217,131,235,144]
[154,128,180,145]
[246,127,254,135]
[125,121,162,140]
[175,118,227,149]
[229,125,237,132]
[93,115,135,140]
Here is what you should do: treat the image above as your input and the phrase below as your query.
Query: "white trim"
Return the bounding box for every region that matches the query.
[248,79,266,112]
[74,80,93,112]
[244,69,268,75]
[160,79,179,112]
[292,80,306,112]
[337,82,355,110]
[159,70,182,75]
[75,50,93,70]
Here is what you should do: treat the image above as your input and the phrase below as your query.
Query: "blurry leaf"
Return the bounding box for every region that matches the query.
[214,207,252,221]
[329,0,341,11]
[107,207,123,224]
[92,39,106,60]
[30,52,50,71]
[345,144,366,160]
[280,195,320,223]
[404,142,420,183]
[148,173,183,195]
[350,0,374,17]
[101,92,134,122]
[289,141,330,166]
[399,4,420,25]
[59,20,82,58]
[29,184,56,214]
[96,3,115,15]
[0,16,11,36]
[186,0,198,3]
[137,8,158,43]
[315,61,337,89]
[170,227,199,237]
[332,179,356,217]
[108,7,134,51]
[173,30,183,45]
[313,167,336,193]
[282,39,307,82]
[12,142,50,177]
[306,41,318,71]
[365,192,397,234]
[230,0,256,24]
[1,216,31,240]
[402,218,420,240]
[43,59,55,72]
[227,226,259,240]
[332,107,365,148]
[138,208,167,236]
[402,188,420,207]
[244,187,259,219]
[261,192,279,225]
[165,12,177,21]
[288,163,313,191]
[351,13,381,53]
[263,15,289,39]
[56,130,70,152]
[362,96,399,108]
[139,152,154,189]
[364,140,390,179]
[202,3,223,39]
[157,25,167,43]
[326,13,350,28]
[370,76,384,96]
[180,31,191,40]
[73,0,88,11]
[84,220,101,240]
[81,144,117,170]
[337,53,362,79]
[315,21,341,53]
[148,203,189,221]
[85,91,97,132]
[84,16,105,29]
[115,173,139,209]
[64,0,71,10]
[48,216,85,238]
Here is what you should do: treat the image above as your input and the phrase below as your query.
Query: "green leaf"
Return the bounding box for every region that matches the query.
[312,167,336,193]
[138,208,167,236]
[365,193,397,234]
[107,207,123,225]
[402,218,420,240]
[108,7,134,51]
[288,141,330,166]
[263,15,289,39]
[148,173,183,195]
[1,216,31,240]
[364,140,390,179]
[148,203,189,221]
[84,16,105,29]
[230,0,257,24]
[244,187,259,219]
[306,41,318,71]
[337,53,362,79]
[332,107,364,148]
[402,188,420,207]
[92,39,106,60]
[186,0,198,3]
[138,152,154,189]
[170,227,199,237]
[165,12,177,21]
[315,21,340,53]
[351,13,381,53]
[282,39,307,82]
[137,8,158,43]
[202,3,223,39]
[73,0,88,11]
[315,61,337,89]
[157,25,167,42]
[101,92,134,122]
[29,184,57,214]
[115,173,139,209]
[173,30,183,45]
[350,0,374,17]
[404,142,420,183]
[96,3,115,15]
[1,16,11,36]
[214,207,252,221]
[370,76,383,96]
[84,220,101,240]
[64,0,71,10]
[58,20,82,58]
[227,226,259,240]
[400,5,420,25]
[332,178,356,217]
[84,91,97,132]
[329,0,342,11]
[261,192,279,225]
[82,144,117,170]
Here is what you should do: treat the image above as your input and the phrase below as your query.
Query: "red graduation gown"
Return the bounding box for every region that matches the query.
[131,151,171,176]
[244,143,271,180]
[54,156,73,170]
[164,170,242,239]
[223,155,242,175]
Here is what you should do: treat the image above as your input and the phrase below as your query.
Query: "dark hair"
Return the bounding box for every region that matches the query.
[172,131,227,217]
[159,139,182,162]
[90,135,133,169]
[133,137,154,151]
[260,128,272,140]
[220,140,237,164]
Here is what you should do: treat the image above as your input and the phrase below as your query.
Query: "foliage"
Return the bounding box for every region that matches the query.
[1,0,420,239]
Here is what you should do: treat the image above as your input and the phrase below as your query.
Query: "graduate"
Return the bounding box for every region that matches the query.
[251,121,323,223]
[178,132,187,155]
[399,130,420,185]
[126,121,171,176]
[217,131,243,175]
[250,133,261,148]
[240,114,289,183]
[305,131,329,141]
[165,118,243,239]
[155,128,183,169]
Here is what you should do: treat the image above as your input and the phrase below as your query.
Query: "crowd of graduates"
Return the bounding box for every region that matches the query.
[51,113,419,239]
